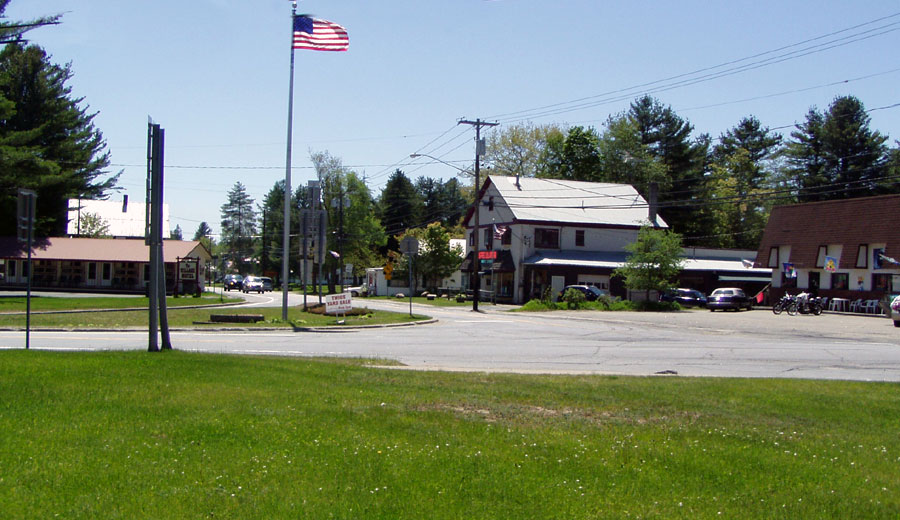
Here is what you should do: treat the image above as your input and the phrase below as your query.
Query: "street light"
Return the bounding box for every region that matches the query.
[408,153,472,175]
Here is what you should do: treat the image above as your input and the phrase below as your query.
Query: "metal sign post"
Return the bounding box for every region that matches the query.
[399,236,419,318]
[17,189,36,350]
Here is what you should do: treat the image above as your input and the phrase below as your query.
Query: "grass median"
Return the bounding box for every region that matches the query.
[0,297,428,329]
[1,350,898,518]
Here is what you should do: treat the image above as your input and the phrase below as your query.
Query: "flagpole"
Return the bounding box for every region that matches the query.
[281,2,297,320]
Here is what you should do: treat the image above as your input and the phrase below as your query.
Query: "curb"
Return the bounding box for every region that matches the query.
[0,318,439,333]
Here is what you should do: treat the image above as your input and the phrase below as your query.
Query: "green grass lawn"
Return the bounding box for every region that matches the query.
[0,293,241,312]
[1,350,897,518]
[0,305,427,329]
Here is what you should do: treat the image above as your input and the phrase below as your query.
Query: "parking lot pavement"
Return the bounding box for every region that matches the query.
[546,307,900,344]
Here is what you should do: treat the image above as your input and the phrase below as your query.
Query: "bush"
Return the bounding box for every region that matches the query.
[519,299,558,312]
[561,288,587,309]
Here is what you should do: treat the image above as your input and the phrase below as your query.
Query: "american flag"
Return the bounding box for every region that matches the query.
[493,225,507,240]
[293,16,349,51]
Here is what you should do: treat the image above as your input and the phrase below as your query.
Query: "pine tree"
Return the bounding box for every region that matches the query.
[0,42,117,237]
[785,96,888,202]
[379,169,421,236]
[219,182,256,274]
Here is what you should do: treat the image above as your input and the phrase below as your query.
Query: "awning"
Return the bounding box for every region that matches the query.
[718,274,773,283]
[523,250,629,268]
[459,250,516,273]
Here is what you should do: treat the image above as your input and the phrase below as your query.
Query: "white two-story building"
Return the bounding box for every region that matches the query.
[463,175,768,304]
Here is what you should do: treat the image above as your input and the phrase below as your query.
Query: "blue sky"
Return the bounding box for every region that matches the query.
[9,1,900,238]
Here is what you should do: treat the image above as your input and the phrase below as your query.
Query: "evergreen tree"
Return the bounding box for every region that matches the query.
[0,1,59,44]
[0,42,118,237]
[193,221,213,241]
[627,96,709,242]
[706,117,783,249]
[169,225,182,240]
[785,96,889,202]
[219,182,256,274]
[379,169,421,236]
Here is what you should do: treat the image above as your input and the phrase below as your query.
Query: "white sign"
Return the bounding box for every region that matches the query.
[325,292,353,314]
[179,260,197,280]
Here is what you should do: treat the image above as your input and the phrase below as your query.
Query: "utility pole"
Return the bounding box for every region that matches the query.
[458,118,498,311]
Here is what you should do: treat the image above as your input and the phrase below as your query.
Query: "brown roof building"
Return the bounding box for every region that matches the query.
[0,237,211,294]
[754,194,900,309]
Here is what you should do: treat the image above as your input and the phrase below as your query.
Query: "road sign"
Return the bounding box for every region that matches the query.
[399,236,419,255]
[17,189,36,243]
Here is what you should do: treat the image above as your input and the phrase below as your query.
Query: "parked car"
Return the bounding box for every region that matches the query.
[559,285,609,301]
[707,287,754,311]
[346,286,364,296]
[258,277,274,292]
[223,274,243,292]
[242,276,265,294]
[660,288,708,308]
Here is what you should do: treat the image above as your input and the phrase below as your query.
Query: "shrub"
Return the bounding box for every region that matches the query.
[561,288,587,309]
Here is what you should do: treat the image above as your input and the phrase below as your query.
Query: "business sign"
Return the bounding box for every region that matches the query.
[178,258,198,280]
[478,250,497,260]
[325,292,352,314]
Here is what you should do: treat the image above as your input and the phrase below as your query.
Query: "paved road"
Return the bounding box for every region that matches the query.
[2,290,898,382]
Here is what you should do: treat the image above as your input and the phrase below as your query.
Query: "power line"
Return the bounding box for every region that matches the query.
[489,14,900,124]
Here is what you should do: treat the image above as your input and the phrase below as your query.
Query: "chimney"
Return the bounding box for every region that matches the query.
[122,195,128,213]
[648,182,658,227]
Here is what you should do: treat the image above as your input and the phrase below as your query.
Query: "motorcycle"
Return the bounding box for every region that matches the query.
[772,294,796,315]
[772,293,823,316]
[795,292,824,315]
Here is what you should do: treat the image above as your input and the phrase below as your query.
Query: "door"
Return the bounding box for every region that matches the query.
[86,262,98,286]
[101,262,112,287]
[808,271,820,295]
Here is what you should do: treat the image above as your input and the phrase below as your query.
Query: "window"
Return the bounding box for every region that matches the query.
[831,272,849,290]
[816,246,827,268]
[873,273,892,292]
[8,260,16,278]
[468,231,474,246]
[767,247,778,268]
[855,245,868,268]
[102,263,112,281]
[501,228,511,246]
[535,228,559,249]
[483,228,491,249]
[88,263,97,280]
[575,230,585,247]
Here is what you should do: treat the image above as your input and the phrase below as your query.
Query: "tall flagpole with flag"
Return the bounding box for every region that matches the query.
[282,3,349,320]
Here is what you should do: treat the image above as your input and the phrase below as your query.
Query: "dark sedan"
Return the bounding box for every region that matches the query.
[660,288,707,308]
[223,274,243,292]
[707,287,754,311]
[559,285,608,301]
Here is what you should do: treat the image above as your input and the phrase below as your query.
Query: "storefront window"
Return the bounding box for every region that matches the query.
[872,273,892,292]
[831,272,848,290]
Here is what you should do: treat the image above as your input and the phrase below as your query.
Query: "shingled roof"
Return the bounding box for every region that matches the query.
[754,194,900,268]
[0,237,210,263]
